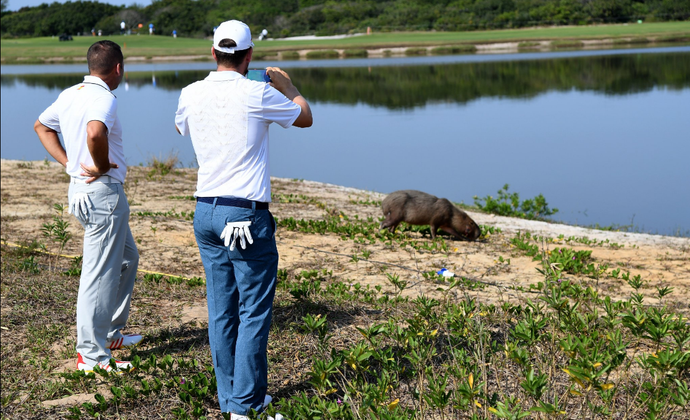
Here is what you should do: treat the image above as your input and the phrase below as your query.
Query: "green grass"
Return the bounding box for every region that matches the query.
[2,214,689,419]
[2,21,689,62]
[256,21,690,52]
[0,35,212,60]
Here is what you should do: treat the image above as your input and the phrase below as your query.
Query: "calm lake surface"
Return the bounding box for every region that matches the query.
[2,47,689,236]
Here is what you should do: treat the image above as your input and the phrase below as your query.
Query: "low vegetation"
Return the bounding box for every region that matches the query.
[304,49,340,59]
[550,40,586,49]
[474,184,559,221]
[146,152,181,179]
[430,45,477,55]
[405,47,428,56]
[342,49,368,58]
[2,185,688,419]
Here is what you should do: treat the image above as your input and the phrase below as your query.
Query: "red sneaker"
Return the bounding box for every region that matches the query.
[77,353,134,374]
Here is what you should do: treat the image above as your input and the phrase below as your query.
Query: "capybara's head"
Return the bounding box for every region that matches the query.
[454,211,482,241]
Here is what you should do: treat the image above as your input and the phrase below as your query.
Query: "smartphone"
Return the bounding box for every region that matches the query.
[247,69,271,83]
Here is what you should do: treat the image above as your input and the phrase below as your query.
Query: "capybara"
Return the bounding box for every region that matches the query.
[380,190,481,241]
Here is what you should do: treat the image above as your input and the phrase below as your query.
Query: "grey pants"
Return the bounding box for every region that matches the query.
[68,176,139,365]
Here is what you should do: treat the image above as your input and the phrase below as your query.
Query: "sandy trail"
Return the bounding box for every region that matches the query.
[2,159,688,318]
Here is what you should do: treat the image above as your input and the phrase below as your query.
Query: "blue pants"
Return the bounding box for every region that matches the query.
[194,200,278,415]
[69,177,139,365]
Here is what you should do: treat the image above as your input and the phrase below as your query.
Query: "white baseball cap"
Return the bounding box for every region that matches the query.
[213,20,254,53]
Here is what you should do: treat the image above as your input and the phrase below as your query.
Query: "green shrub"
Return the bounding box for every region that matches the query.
[305,49,340,59]
[550,40,584,49]
[252,51,279,60]
[280,51,300,60]
[474,184,558,220]
[655,35,690,43]
[517,41,541,49]
[430,45,476,54]
[405,47,428,55]
[342,49,368,57]
[613,37,650,45]
[147,152,179,178]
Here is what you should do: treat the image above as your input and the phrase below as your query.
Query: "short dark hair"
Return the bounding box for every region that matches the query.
[87,40,123,75]
[214,39,250,68]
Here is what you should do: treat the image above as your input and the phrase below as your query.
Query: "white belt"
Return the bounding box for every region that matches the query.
[71,175,122,185]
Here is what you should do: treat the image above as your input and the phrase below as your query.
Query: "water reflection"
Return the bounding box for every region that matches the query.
[3,52,689,109]
[2,50,688,235]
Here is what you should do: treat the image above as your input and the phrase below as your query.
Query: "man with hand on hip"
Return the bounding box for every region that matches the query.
[175,20,312,419]
[34,40,141,374]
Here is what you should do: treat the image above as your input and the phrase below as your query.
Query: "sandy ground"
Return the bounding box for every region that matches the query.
[2,159,689,318]
[2,158,689,409]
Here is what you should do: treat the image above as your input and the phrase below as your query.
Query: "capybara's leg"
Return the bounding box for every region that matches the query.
[429,223,438,240]
[441,226,465,241]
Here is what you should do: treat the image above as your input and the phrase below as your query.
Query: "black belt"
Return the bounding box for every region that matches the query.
[197,196,269,210]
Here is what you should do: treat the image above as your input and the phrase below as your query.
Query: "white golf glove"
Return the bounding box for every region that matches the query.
[220,221,254,251]
[69,192,93,223]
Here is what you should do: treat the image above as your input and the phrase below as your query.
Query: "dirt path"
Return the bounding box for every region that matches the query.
[2,159,688,317]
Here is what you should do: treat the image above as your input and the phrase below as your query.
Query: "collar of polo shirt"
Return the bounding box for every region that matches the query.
[83,75,112,92]
[205,71,246,81]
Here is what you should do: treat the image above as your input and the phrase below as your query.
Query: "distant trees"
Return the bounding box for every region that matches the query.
[1,0,688,39]
[1,1,122,37]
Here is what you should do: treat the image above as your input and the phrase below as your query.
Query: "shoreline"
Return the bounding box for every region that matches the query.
[2,35,688,64]
[1,158,688,244]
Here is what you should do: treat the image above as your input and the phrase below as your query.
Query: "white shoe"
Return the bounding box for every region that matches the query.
[229,395,285,420]
[230,414,284,420]
[106,334,143,350]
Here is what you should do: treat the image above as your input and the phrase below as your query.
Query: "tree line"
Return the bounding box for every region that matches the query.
[1,0,689,39]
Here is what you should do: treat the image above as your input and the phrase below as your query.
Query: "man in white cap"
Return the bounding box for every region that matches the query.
[175,20,312,419]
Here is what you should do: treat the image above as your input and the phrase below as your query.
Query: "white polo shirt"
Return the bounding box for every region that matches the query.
[38,75,127,183]
[175,71,301,202]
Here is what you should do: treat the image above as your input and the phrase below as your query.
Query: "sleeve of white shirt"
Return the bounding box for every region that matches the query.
[261,84,302,128]
[175,89,189,136]
[38,99,62,133]
[85,95,117,134]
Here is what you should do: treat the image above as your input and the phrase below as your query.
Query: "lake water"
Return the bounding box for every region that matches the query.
[2,46,689,236]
